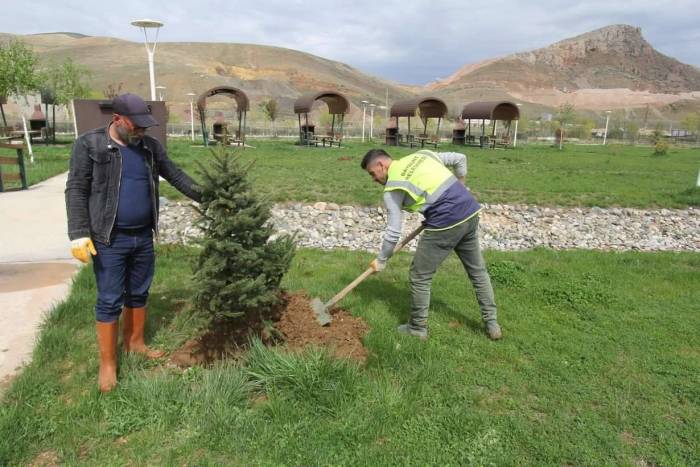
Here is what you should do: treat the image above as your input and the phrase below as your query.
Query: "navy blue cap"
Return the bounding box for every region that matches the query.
[112,93,159,128]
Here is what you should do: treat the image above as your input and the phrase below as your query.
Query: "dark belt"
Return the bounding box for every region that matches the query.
[113,225,153,236]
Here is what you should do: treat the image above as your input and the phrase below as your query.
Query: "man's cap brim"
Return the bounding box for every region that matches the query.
[129,113,159,128]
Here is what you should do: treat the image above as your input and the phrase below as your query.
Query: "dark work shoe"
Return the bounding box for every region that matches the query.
[397,323,428,340]
[486,322,502,340]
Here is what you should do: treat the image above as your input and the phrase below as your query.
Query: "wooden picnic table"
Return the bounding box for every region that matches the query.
[490,136,512,149]
[0,135,26,144]
[397,134,417,147]
[315,135,342,147]
[414,135,439,149]
[10,130,42,144]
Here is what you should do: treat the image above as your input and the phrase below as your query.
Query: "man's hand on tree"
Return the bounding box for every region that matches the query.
[71,237,97,264]
[369,258,386,273]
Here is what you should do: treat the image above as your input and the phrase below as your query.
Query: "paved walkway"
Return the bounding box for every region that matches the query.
[0,172,79,382]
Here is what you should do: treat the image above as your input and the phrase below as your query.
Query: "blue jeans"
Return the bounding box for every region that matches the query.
[93,228,155,323]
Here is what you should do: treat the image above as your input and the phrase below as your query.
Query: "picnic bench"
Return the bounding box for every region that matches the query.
[490,135,512,149]
[212,124,245,147]
[395,134,439,149]
[10,130,42,144]
[0,143,28,192]
[415,134,439,149]
[306,134,342,147]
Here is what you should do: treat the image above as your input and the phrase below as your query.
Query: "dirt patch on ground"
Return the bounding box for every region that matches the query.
[0,373,15,397]
[169,293,368,366]
[0,262,78,293]
[28,450,60,466]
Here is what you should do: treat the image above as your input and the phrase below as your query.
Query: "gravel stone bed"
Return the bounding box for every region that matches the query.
[157,199,699,253]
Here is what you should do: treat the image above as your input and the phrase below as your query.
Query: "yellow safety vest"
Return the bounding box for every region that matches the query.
[384,150,457,213]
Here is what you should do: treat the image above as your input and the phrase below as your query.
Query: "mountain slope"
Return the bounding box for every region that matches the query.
[430,24,700,111]
[0,32,411,117]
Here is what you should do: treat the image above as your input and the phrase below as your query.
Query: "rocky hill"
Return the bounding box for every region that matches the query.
[429,24,700,113]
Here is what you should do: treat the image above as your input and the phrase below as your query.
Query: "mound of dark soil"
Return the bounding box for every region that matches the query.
[276,294,369,361]
[169,293,368,367]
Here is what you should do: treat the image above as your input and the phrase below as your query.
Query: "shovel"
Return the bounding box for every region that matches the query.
[311,225,425,326]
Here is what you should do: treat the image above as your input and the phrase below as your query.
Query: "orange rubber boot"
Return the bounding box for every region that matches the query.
[122,307,165,359]
[96,321,119,393]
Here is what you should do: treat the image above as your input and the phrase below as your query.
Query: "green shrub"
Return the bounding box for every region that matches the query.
[653,139,669,156]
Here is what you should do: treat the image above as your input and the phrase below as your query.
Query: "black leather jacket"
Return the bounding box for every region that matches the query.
[65,126,201,244]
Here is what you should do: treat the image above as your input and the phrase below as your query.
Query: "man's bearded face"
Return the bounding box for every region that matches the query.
[115,116,146,145]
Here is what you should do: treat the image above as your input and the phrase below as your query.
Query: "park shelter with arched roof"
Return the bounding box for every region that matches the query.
[293,91,349,146]
[460,101,520,147]
[388,97,447,147]
[196,86,250,147]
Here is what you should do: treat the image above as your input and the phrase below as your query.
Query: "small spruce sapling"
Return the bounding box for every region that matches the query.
[193,146,295,323]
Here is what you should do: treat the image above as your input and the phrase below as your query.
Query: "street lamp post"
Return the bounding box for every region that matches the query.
[361,100,368,142]
[378,105,387,134]
[513,103,522,148]
[186,92,196,142]
[603,110,611,145]
[131,19,164,101]
[369,104,376,141]
[155,85,166,101]
[384,88,389,120]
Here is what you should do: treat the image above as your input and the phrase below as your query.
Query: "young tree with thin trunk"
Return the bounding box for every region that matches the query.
[259,98,278,137]
[0,40,40,128]
[41,58,92,117]
[555,103,576,150]
[103,82,124,99]
[681,112,700,144]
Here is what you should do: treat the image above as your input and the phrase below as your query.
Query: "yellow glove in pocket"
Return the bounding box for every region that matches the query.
[71,237,97,264]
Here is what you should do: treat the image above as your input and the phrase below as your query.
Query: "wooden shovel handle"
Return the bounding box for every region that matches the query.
[324,225,425,310]
[394,224,425,251]
[324,267,375,310]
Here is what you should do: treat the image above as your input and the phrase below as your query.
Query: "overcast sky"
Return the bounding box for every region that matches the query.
[4,0,699,84]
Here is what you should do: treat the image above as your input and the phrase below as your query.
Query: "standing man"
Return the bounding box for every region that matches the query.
[361,148,501,340]
[66,93,201,392]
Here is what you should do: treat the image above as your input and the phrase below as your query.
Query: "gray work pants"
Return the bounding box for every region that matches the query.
[408,215,497,329]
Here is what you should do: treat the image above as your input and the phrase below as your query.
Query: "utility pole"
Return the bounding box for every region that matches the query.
[385,88,389,120]
[513,103,522,147]
[643,104,649,130]
[361,100,368,142]
[187,92,196,142]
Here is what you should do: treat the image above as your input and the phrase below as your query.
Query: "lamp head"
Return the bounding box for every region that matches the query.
[131,19,164,28]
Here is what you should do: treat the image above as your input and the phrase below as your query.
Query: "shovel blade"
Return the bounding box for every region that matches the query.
[311,297,332,326]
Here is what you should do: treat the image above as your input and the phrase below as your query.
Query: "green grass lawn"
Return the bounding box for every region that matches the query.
[4,138,700,207]
[2,247,698,465]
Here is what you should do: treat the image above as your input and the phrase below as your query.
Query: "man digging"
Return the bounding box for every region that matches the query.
[66,94,202,392]
[362,148,502,340]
